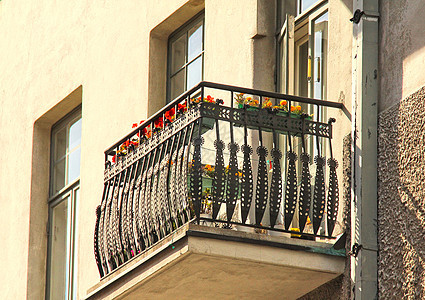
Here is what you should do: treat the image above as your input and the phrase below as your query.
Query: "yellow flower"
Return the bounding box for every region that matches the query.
[295,105,301,111]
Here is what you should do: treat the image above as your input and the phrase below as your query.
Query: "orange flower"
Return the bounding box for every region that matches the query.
[295,105,301,111]
[280,100,287,106]
[246,97,252,101]
[290,105,295,112]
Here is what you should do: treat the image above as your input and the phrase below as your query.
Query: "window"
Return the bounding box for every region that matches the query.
[46,107,81,300]
[167,13,204,101]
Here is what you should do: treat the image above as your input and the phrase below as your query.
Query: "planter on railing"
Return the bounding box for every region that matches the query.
[93,81,344,278]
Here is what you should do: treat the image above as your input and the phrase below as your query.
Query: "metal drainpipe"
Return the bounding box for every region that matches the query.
[351,0,379,299]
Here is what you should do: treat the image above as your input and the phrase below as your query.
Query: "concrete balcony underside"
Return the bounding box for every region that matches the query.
[86,224,345,300]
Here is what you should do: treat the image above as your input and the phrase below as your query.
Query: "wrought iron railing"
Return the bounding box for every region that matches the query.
[94,81,344,277]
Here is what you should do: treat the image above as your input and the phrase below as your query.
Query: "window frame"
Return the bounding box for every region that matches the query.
[166,11,205,102]
[46,106,82,300]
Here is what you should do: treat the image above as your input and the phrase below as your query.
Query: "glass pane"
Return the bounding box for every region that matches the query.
[299,0,318,14]
[68,148,81,183]
[54,127,67,161]
[298,41,309,97]
[53,159,66,194]
[71,188,79,300]
[187,56,202,90]
[170,70,185,100]
[69,118,82,152]
[49,198,69,300]
[279,37,287,93]
[188,20,203,61]
[171,34,187,74]
[313,12,328,100]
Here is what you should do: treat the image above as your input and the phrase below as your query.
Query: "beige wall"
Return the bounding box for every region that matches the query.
[379,0,425,112]
[0,0,354,299]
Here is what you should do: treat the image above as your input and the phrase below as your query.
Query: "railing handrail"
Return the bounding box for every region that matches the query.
[104,81,344,155]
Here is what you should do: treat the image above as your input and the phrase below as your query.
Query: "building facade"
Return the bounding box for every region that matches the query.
[0,0,424,299]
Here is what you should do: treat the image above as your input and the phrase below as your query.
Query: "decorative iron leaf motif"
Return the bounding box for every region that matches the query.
[98,181,111,275]
[126,173,137,254]
[108,174,121,269]
[269,148,282,228]
[284,151,298,230]
[104,178,117,272]
[151,160,165,239]
[240,145,253,224]
[168,133,181,225]
[312,155,326,235]
[114,170,126,264]
[327,158,339,236]
[299,153,312,232]
[138,157,152,248]
[176,129,189,222]
[159,152,173,233]
[120,169,131,260]
[255,146,268,225]
[212,139,226,220]
[94,205,104,277]
[179,127,192,220]
[145,161,158,242]
[190,136,204,220]
[226,142,240,222]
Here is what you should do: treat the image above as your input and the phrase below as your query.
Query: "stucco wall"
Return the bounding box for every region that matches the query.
[379,0,425,112]
[0,0,270,299]
[378,86,425,299]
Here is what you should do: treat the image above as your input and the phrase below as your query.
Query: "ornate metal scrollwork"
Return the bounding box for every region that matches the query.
[284,151,298,230]
[269,148,282,228]
[190,136,204,221]
[312,155,326,235]
[240,145,253,224]
[212,139,226,220]
[255,145,268,225]
[327,157,339,236]
[298,153,312,233]
[226,142,240,222]
[94,205,104,277]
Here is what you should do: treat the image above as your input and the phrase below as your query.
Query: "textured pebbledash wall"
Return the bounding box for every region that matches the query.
[378,86,425,299]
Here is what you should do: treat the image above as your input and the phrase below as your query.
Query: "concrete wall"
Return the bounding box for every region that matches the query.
[0,0,354,299]
[378,87,425,299]
[378,1,425,298]
[0,0,275,298]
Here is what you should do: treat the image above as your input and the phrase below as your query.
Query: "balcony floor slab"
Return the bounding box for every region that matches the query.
[86,223,346,300]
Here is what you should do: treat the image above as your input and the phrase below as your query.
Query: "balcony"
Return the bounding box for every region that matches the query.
[90,82,346,299]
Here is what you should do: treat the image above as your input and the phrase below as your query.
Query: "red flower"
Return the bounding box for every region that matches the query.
[139,120,145,125]
[123,140,130,148]
[112,155,116,163]
[206,95,214,103]
[178,103,187,112]
[165,108,175,121]
[154,116,163,128]
[132,123,138,128]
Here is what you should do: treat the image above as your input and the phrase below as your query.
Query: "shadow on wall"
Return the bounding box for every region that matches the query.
[377,86,425,299]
